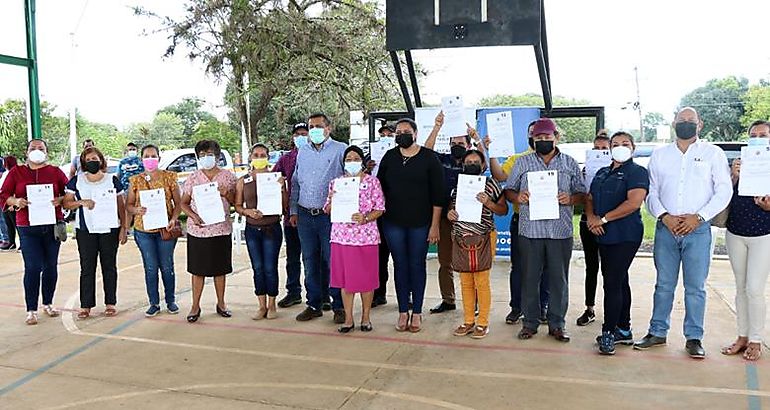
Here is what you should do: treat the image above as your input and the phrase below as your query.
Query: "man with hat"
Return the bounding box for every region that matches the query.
[273,122,309,308]
[504,118,586,342]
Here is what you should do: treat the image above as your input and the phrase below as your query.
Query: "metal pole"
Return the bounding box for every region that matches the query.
[69,33,78,160]
[241,71,250,164]
[24,0,42,139]
[635,66,644,141]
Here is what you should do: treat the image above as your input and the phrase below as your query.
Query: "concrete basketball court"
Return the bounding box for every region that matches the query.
[0,237,767,409]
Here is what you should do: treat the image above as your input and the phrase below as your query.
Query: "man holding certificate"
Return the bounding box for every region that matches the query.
[181,140,237,323]
[63,147,128,320]
[0,139,69,325]
[504,118,586,342]
[235,143,288,320]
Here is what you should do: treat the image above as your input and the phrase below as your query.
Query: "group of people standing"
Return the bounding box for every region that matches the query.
[2,107,769,361]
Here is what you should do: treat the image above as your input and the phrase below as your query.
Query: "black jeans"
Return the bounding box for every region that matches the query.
[76,229,119,309]
[579,215,600,307]
[598,241,640,333]
[4,210,17,246]
[374,219,390,300]
[283,224,303,298]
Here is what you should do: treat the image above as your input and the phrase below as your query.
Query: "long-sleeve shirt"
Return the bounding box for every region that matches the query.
[272,148,298,224]
[646,140,732,221]
[0,164,69,227]
[290,139,346,215]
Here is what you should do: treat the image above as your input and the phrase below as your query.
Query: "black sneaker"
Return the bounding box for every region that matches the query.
[505,308,523,325]
[598,331,616,355]
[429,302,456,314]
[595,327,634,346]
[633,334,667,350]
[686,339,706,359]
[295,307,322,321]
[321,302,333,311]
[576,309,595,326]
[277,294,302,308]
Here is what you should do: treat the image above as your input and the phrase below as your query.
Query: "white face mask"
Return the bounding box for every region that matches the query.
[28,149,47,164]
[197,154,216,170]
[611,146,632,163]
[344,161,362,175]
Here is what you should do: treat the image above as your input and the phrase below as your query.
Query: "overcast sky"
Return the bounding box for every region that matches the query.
[1,0,769,131]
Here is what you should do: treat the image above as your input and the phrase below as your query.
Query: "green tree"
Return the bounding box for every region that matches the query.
[157,97,216,138]
[741,84,770,133]
[0,99,70,164]
[478,93,597,143]
[125,113,185,150]
[136,0,402,146]
[679,76,748,141]
[193,119,241,156]
[642,112,667,142]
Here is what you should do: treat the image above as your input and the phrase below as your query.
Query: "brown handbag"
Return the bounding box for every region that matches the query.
[451,233,493,273]
[160,219,183,241]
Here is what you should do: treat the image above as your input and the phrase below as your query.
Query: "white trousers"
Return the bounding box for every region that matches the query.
[726,231,770,343]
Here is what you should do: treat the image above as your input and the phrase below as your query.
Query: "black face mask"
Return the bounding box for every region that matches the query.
[534,140,554,155]
[450,144,467,159]
[395,133,414,149]
[84,160,101,174]
[528,138,535,150]
[675,122,698,139]
[462,163,482,175]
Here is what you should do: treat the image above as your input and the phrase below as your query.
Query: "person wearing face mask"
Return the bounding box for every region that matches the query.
[447,150,508,339]
[236,143,288,320]
[324,145,385,333]
[576,131,611,328]
[720,120,770,361]
[485,120,551,326]
[423,111,476,314]
[180,139,237,323]
[69,139,95,179]
[634,107,732,359]
[117,142,144,192]
[0,139,69,325]
[289,113,348,323]
[272,122,309,309]
[126,144,183,317]
[63,147,129,319]
[584,132,649,355]
[377,118,445,332]
[504,118,587,342]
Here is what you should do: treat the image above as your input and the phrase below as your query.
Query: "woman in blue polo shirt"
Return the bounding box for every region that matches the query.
[585,132,649,355]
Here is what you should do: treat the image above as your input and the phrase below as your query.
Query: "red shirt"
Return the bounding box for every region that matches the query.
[0,164,69,227]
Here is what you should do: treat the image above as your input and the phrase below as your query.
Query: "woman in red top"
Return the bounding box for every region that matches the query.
[0,140,69,325]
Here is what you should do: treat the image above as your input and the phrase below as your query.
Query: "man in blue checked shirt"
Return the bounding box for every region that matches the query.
[117,142,144,191]
[289,113,347,324]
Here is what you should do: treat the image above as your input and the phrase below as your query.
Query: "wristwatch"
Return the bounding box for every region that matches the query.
[697,214,705,223]
[600,216,608,224]
[658,212,669,222]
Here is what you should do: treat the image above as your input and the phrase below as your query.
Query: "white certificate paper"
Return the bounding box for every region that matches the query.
[192,182,226,225]
[370,139,394,175]
[86,188,119,232]
[456,174,486,223]
[527,170,559,221]
[486,111,515,158]
[739,146,770,196]
[584,150,612,188]
[441,95,467,138]
[27,184,56,226]
[139,188,169,230]
[331,177,360,223]
[256,172,283,216]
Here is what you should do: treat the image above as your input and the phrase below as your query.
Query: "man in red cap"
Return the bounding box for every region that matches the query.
[504,118,587,342]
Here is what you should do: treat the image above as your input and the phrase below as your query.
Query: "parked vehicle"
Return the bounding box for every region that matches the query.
[159,148,235,184]
[712,141,746,166]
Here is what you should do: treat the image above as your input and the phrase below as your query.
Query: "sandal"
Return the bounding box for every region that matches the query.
[43,305,60,317]
[25,311,38,325]
[77,309,90,320]
[408,313,422,333]
[453,323,475,337]
[104,306,118,317]
[395,313,409,332]
[744,343,762,361]
[721,340,748,356]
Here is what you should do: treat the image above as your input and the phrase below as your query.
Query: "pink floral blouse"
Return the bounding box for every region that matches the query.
[183,169,237,238]
[327,174,385,246]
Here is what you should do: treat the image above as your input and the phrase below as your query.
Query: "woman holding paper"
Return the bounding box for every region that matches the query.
[722,120,770,361]
[447,150,507,339]
[63,147,128,319]
[325,145,385,333]
[126,144,183,318]
[585,132,649,355]
[235,143,287,320]
[0,139,69,325]
[180,139,237,323]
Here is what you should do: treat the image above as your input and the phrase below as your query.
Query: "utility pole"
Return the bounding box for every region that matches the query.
[635,66,644,141]
[69,32,77,160]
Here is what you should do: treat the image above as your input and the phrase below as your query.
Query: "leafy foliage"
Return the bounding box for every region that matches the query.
[679,76,748,141]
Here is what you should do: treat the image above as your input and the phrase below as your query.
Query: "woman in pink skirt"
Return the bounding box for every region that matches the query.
[325,145,385,333]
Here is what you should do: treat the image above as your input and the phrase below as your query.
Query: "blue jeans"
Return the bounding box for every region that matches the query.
[649,221,712,340]
[283,224,302,297]
[382,221,429,314]
[246,223,283,297]
[134,230,177,307]
[509,214,549,310]
[0,209,8,242]
[297,208,341,311]
[18,225,61,311]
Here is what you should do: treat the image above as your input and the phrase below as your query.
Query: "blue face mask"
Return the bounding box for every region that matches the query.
[309,128,326,144]
[344,161,362,175]
[748,137,769,146]
[293,135,307,148]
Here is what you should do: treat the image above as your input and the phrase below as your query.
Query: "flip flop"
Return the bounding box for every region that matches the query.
[721,342,747,356]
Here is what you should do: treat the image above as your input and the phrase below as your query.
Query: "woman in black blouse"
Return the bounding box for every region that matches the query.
[377,118,445,332]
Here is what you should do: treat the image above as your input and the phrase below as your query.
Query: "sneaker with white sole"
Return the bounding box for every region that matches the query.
[145,305,161,317]
[167,302,180,314]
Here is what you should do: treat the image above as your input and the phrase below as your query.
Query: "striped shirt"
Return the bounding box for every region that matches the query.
[505,150,586,239]
[451,176,503,237]
[290,139,346,214]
